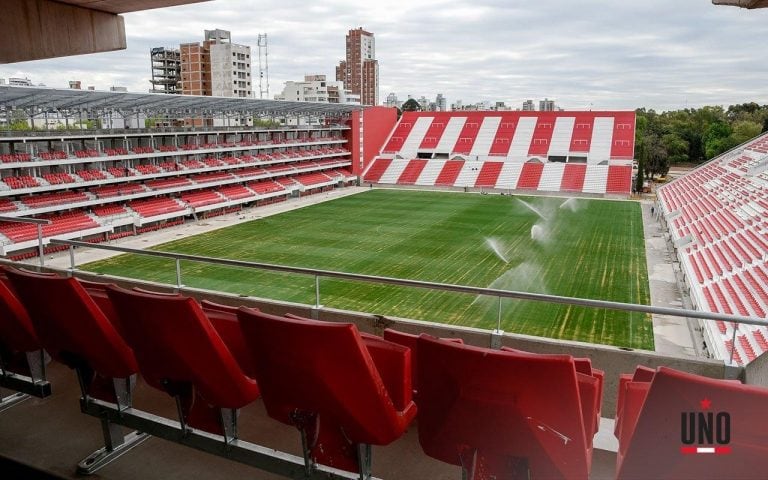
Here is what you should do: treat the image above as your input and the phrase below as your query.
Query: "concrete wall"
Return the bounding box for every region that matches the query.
[1,0,126,63]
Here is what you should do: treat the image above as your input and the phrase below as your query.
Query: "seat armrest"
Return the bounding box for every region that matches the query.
[360,333,413,412]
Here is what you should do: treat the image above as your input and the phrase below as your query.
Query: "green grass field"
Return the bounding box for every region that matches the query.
[82,189,653,349]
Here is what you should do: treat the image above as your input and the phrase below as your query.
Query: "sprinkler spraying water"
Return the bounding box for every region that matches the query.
[516,198,548,221]
[485,237,509,263]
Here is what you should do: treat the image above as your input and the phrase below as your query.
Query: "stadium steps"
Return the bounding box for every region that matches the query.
[537,163,566,192]
[582,165,609,194]
[399,116,434,157]
[435,116,467,154]
[473,161,503,188]
[414,160,445,186]
[508,117,537,160]
[418,119,449,150]
[377,160,410,184]
[451,114,483,155]
[434,160,464,186]
[527,113,556,157]
[363,158,393,183]
[495,162,523,189]
[606,165,633,194]
[560,163,587,192]
[397,160,429,185]
[516,162,544,190]
[453,162,482,187]
[469,116,502,156]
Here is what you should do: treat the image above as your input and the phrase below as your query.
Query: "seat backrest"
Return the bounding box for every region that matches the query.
[417,334,590,480]
[3,267,136,379]
[615,366,768,480]
[383,327,463,393]
[238,308,412,445]
[105,286,257,409]
[78,279,124,335]
[200,300,255,378]
[0,277,39,354]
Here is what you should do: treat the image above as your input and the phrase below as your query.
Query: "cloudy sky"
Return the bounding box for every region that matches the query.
[1,0,766,111]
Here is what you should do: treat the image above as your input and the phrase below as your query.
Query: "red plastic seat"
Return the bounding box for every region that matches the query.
[416,334,597,480]
[615,366,768,480]
[0,277,40,364]
[500,346,604,441]
[3,267,137,402]
[105,286,259,434]
[382,327,464,394]
[0,276,48,396]
[237,309,417,474]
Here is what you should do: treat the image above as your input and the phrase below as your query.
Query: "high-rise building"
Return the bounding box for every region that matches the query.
[522,99,535,111]
[539,98,556,111]
[336,28,378,106]
[435,93,447,112]
[385,92,399,108]
[69,80,81,89]
[150,47,181,94]
[180,29,252,98]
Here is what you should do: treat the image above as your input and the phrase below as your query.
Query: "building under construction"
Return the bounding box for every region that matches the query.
[149,47,181,94]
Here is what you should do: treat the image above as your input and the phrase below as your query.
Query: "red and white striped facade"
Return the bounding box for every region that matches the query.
[381,111,635,162]
[366,111,636,196]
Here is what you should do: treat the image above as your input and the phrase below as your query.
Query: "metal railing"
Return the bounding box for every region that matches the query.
[48,238,768,364]
[0,215,51,267]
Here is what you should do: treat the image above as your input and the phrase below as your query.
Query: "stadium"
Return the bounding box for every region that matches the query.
[1,1,767,480]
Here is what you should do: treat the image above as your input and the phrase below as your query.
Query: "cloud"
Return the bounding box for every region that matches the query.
[1,0,766,111]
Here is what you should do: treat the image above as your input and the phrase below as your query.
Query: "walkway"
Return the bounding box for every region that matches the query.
[40,187,367,269]
[642,200,701,357]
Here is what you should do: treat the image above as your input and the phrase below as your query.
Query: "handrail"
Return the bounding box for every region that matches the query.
[0,215,52,267]
[49,238,768,329]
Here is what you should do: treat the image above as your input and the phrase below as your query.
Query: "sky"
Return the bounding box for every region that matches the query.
[0,0,766,111]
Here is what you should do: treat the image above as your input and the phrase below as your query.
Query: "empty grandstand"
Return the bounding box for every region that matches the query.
[0,86,362,258]
[365,111,635,196]
[2,81,768,480]
[658,130,768,365]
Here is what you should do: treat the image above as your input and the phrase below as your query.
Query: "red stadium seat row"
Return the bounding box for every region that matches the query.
[657,131,768,365]
[128,197,186,217]
[3,270,764,479]
[38,151,68,160]
[1,152,31,163]
[41,172,76,185]
[3,175,40,189]
[104,148,129,156]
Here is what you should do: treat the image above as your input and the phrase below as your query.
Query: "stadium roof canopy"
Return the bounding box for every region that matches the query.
[1,0,211,63]
[0,86,361,117]
[712,0,768,8]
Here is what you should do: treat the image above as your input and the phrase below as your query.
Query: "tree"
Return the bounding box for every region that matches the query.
[7,110,31,131]
[730,120,762,146]
[401,98,422,112]
[642,132,669,180]
[661,133,689,164]
[703,121,734,159]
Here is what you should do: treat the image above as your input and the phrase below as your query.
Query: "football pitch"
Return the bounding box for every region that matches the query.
[82,189,653,349]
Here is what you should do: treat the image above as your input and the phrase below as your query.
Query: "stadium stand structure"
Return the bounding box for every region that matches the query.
[0,125,357,257]
[365,111,635,196]
[658,131,768,365]
[2,265,766,479]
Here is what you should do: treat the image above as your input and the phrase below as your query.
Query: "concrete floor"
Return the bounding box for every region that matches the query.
[642,200,702,358]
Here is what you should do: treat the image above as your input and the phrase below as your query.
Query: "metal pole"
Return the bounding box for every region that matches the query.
[729,325,738,365]
[69,245,76,273]
[37,224,44,267]
[175,258,182,288]
[315,275,321,308]
[497,296,503,332]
